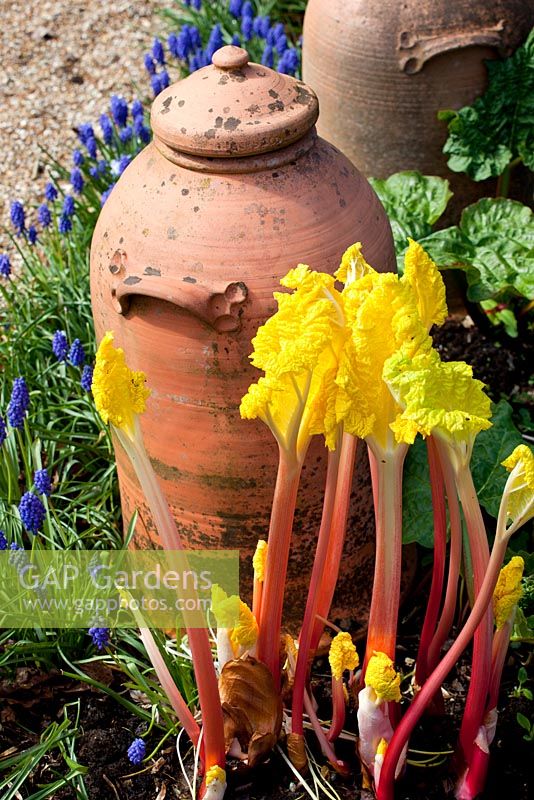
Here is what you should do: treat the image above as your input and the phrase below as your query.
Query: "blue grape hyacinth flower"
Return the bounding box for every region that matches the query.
[7,378,30,428]
[205,24,224,60]
[70,168,84,194]
[119,126,133,144]
[19,492,46,534]
[68,338,86,367]
[127,738,146,765]
[52,330,68,361]
[99,114,113,144]
[229,0,243,18]
[261,44,273,67]
[10,201,25,235]
[133,117,150,144]
[38,204,51,228]
[72,149,84,167]
[152,38,165,65]
[85,136,98,159]
[144,53,156,75]
[27,226,38,245]
[63,195,75,217]
[100,184,116,205]
[0,254,11,278]
[131,99,144,119]
[89,626,110,650]
[44,182,58,202]
[110,95,128,128]
[34,468,52,497]
[81,364,93,392]
[58,214,72,235]
[77,123,95,146]
[0,531,7,550]
[0,416,6,446]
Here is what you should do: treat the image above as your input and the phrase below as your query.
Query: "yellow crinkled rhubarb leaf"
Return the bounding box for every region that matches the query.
[335,242,374,285]
[252,540,268,583]
[240,267,347,454]
[92,331,150,439]
[501,444,534,525]
[335,273,433,450]
[401,239,447,331]
[211,584,240,630]
[329,631,359,680]
[365,651,401,702]
[229,601,259,651]
[493,556,524,629]
[384,349,492,447]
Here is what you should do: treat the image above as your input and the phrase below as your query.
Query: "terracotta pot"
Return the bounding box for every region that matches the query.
[90,46,398,629]
[302,0,533,221]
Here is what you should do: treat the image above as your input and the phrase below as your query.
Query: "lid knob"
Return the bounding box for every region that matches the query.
[212,45,249,70]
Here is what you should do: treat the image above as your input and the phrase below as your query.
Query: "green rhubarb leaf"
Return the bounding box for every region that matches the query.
[470,399,529,518]
[369,171,451,261]
[417,198,534,302]
[438,29,534,180]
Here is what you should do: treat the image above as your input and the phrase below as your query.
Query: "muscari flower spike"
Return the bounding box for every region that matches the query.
[152,37,165,65]
[34,468,52,497]
[0,531,7,550]
[37,203,51,227]
[0,416,6,446]
[19,492,46,534]
[0,254,11,278]
[92,331,150,440]
[131,98,144,119]
[144,52,156,75]
[7,377,30,428]
[493,556,524,629]
[127,737,146,765]
[119,125,133,144]
[89,626,110,650]
[10,200,25,234]
[81,364,94,392]
[70,168,84,194]
[110,95,128,128]
[63,195,75,217]
[44,182,58,202]
[68,339,86,367]
[329,631,359,681]
[72,149,84,167]
[58,214,72,235]
[77,123,95,146]
[52,330,69,361]
[27,226,38,245]
[99,113,113,144]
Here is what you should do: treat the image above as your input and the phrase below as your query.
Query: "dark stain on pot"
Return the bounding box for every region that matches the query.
[214,116,224,128]
[160,96,173,115]
[144,266,161,276]
[268,100,284,112]
[167,227,178,240]
[183,276,197,284]
[224,117,241,131]
[268,89,279,98]
[193,206,200,212]
[178,99,185,107]
[181,127,187,134]
[124,276,141,285]
[294,85,314,106]
[205,129,216,139]
[181,188,189,195]
[246,103,260,114]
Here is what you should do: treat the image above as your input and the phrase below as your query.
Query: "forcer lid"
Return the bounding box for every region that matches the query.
[150,45,319,158]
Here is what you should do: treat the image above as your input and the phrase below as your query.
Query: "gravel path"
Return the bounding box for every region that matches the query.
[0,0,159,240]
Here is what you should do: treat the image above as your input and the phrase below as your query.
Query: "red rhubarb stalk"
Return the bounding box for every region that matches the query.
[310,433,358,655]
[415,437,447,687]
[257,448,303,682]
[376,536,509,800]
[292,446,341,736]
[427,445,463,672]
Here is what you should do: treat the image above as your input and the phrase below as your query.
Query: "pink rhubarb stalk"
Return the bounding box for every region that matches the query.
[116,426,226,775]
[139,626,201,748]
[257,447,303,682]
[310,433,358,656]
[291,446,341,739]
[363,443,408,675]
[426,443,463,673]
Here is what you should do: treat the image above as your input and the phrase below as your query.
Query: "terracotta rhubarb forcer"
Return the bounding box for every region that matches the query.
[303,0,533,221]
[90,46,399,629]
